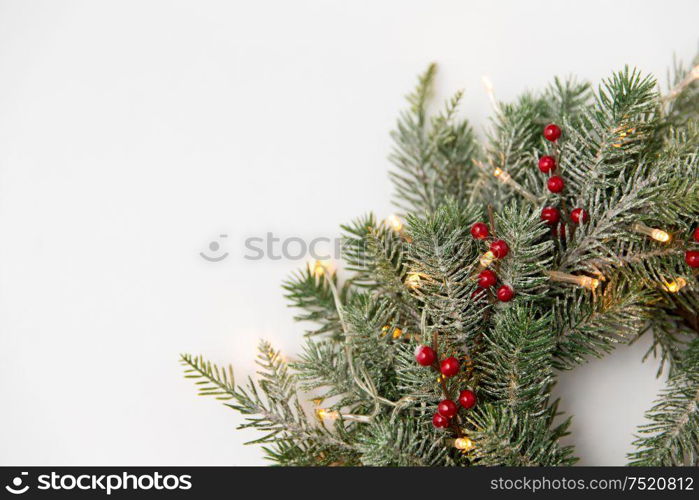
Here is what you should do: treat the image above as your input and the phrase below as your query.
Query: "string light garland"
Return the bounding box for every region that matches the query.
[492,167,539,203]
[546,271,601,291]
[632,222,671,243]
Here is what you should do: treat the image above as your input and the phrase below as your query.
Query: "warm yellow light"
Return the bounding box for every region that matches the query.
[316,408,339,421]
[392,328,403,339]
[632,223,671,243]
[651,229,671,243]
[436,374,446,383]
[547,271,602,291]
[406,273,421,289]
[386,214,404,233]
[311,259,334,277]
[480,251,495,268]
[493,168,511,183]
[481,75,498,111]
[579,276,601,291]
[454,437,475,451]
[663,278,687,293]
[381,325,390,337]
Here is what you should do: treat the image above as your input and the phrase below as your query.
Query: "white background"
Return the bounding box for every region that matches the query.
[0,0,697,466]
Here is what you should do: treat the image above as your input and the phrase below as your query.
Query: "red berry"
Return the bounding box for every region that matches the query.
[437,399,458,419]
[440,356,460,377]
[458,390,477,410]
[543,124,561,142]
[553,224,567,240]
[414,345,436,366]
[547,175,565,193]
[497,285,515,302]
[686,250,699,268]
[470,222,489,240]
[571,208,589,224]
[471,288,487,302]
[694,227,699,242]
[490,239,509,259]
[538,155,556,173]
[432,413,450,429]
[541,206,560,225]
[478,269,497,288]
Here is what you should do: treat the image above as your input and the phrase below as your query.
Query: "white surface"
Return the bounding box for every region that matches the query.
[0,0,695,465]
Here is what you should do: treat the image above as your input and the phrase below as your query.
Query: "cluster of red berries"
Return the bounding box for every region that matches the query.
[413,346,479,428]
[540,124,565,194]
[539,124,589,231]
[470,223,514,302]
[432,390,477,429]
[685,227,699,268]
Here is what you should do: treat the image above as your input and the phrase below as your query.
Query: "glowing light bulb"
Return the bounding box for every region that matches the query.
[311,259,334,277]
[386,214,404,233]
[651,229,671,242]
[454,437,475,451]
[632,223,671,243]
[392,328,403,339]
[316,408,339,421]
[547,271,602,291]
[406,273,421,289]
[481,75,497,110]
[480,251,495,268]
[663,278,687,293]
[493,167,511,183]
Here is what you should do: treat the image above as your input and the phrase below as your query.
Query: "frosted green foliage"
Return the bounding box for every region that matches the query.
[184,55,699,466]
[479,306,555,415]
[467,403,576,466]
[629,338,699,466]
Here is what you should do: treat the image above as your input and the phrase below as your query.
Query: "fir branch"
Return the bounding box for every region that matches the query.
[628,338,699,466]
[467,403,577,466]
[479,305,555,414]
[355,416,451,466]
[282,267,348,339]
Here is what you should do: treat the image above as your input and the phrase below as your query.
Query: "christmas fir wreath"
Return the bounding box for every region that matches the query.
[181,54,699,466]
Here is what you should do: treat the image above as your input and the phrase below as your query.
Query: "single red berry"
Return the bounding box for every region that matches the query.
[553,224,567,240]
[471,288,487,302]
[547,175,565,193]
[490,239,510,259]
[538,155,557,173]
[432,412,450,429]
[571,208,589,224]
[440,356,460,377]
[437,399,458,419]
[478,269,497,288]
[685,250,699,268]
[541,206,560,225]
[470,222,489,240]
[694,227,699,242]
[497,285,515,302]
[458,389,477,410]
[414,345,436,366]
[543,124,561,142]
